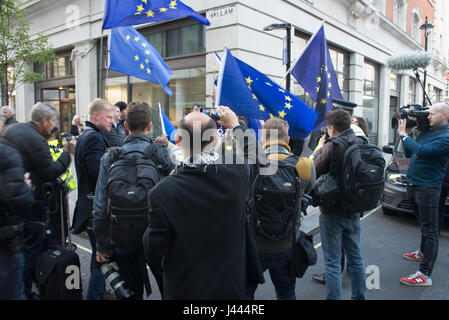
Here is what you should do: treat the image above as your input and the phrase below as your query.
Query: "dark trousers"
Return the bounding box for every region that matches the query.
[246,249,296,300]
[438,185,448,233]
[0,243,25,300]
[86,229,107,300]
[407,185,440,276]
[115,249,145,300]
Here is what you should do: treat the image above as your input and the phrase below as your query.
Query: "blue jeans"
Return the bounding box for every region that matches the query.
[320,213,366,300]
[86,229,107,300]
[407,185,440,276]
[246,249,296,300]
[0,245,26,300]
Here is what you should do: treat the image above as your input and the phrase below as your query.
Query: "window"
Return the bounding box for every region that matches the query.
[166,24,205,57]
[390,72,400,97]
[409,79,416,104]
[393,0,407,31]
[35,53,74,80]
[411,8,422,43]
[362,61,380,144]
[368,0,385,14]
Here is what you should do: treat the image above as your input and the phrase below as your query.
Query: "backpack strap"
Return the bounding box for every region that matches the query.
[328,136,351,178]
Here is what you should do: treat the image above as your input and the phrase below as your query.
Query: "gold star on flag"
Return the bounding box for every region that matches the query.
[147,68,151,74]
[259,105,265,111]
[265,82,272,86]
[285,103,293,110]
[126,35,130,41]
[142,0,147,3]
[145,58,150,64]
[328,72,331,79]
[142,42,147,48]
[137,4,144,12]
[134,55,139,61]
[160,7,168,12]
[327,91,331,97]
[134,36,140,42]
[316,87,320,93]
[278,88,285,93]
[321,98,327,104]
[146,10,154,17]
[145,50,150,55]
[317,76,321,83]
[252,94,257,100]
[328,83,332,89]
[285,96,292,102]
[169,0,177,9]
[269,113,275,119]
[140,64,144,69]
[278,110,287,119]
[245,76,253,86]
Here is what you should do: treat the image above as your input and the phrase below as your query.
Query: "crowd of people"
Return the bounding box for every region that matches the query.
[0,97,448,300]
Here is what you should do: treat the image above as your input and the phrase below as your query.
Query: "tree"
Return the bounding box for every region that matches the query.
[0,0,55,106]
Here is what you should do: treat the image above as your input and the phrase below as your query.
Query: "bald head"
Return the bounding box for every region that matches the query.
[177,112,218,156]
[428,102,449,127]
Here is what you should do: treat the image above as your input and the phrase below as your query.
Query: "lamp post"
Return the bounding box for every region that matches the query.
[263,23,292,92]
[419,16,433,107]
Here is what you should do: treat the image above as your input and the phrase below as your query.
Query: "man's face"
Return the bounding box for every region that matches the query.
[2,109,11,119]
[428,105,446,127]
[96,110,115,132]
[120,108,127,120]
[41,115,57,135]
[114,107,121,122]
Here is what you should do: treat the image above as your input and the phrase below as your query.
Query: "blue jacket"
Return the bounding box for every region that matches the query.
[404,124,449,187]
[92,134,173,253]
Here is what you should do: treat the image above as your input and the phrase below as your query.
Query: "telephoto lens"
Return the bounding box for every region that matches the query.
[100,262,135,300]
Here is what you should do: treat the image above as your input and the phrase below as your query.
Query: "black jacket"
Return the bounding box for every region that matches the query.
[144,126,264,300]
[72,121,110,234]
[5,117,18,126]
[104,122,125,147]
[0,144,34,227]
[0,121,71,207]
[443,160,449,187]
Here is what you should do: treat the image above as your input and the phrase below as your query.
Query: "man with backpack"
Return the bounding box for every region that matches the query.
[312,108,385,299]
[246,118,316,300]
[93,101,174,300]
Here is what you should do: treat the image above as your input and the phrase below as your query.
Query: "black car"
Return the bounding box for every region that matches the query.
[382,139,449,216]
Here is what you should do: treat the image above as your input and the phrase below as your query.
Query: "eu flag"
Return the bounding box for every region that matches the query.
[158,103,177,142]
[289,24,343,132]
[216,48,318,140]
[102,0,210,30]
[109,26,173,95]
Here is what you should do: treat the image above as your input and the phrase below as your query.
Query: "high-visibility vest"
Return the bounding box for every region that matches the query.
[48,139,77,192]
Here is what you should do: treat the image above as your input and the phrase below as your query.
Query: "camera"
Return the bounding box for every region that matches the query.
[100,261,135,300]
[61,132,72,142]
[209,112,221,122]
[392,104,430,132]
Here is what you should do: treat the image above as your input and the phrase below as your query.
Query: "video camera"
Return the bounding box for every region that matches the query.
[392,104,430,132]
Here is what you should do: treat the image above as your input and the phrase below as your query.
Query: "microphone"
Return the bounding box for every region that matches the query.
[387,52,433,70]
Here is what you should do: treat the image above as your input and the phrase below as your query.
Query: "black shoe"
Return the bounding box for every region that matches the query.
[312,273,326,285]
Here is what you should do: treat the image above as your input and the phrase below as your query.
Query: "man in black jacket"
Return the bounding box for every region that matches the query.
[73,98,114,300]
[0,102,76,299]
[143,106,264,300]
[104,106,125,147]
[0,116,34,300]
[1,106,18,126]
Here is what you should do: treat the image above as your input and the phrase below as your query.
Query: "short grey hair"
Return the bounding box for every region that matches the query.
[1,106,14,115]
[30,102,58,122]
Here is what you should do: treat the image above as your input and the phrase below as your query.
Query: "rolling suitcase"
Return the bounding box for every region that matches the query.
[35,188,83,300]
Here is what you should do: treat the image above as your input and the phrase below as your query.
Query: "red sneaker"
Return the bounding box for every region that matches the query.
[403,250,423,262]
[400,271,432,286]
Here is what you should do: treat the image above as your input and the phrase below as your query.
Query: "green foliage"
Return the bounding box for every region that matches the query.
[0,0,55,104]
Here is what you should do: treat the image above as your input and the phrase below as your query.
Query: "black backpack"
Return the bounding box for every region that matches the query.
[247,154,301,241]
[106,143,164,250]
[324,136,386,213]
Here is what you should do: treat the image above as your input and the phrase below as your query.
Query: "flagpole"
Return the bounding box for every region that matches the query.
[158,102,167,137]
[280,21,326,86]
[99,30,105,99]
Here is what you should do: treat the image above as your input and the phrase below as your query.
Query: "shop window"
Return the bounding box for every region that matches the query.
[362,61,380,144]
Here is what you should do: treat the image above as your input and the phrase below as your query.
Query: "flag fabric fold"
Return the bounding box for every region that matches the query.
[158,103,177,143]
[216,48,318,140]
[289,24,343,132]
[108,26,173,95]
[102,0,210,30]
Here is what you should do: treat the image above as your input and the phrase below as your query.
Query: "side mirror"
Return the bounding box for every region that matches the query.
[382,145,394,154]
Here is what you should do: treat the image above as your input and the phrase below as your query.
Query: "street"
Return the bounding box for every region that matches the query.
[67,188,449,300]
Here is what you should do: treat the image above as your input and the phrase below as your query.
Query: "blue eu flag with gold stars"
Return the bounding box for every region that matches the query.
[289,24,343,132]
[102,0,210,30]
[109,26,173,95]
[216,48,318,140]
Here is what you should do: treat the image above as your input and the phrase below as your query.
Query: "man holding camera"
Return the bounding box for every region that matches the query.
[399,102,449,286]
[0,102,76,299]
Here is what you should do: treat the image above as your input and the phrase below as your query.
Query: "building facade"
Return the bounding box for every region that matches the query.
[9,0,449,145]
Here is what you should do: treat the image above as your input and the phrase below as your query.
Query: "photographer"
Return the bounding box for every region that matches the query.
[399,102,449,287]
[0,116,34,300]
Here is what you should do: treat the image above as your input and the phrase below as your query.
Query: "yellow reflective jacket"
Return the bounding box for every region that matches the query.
[48,139,77,191]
